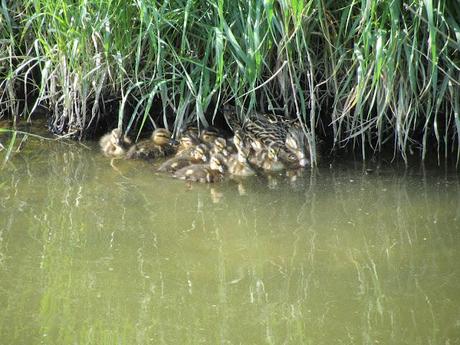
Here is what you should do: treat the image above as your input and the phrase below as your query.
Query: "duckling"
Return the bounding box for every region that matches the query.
[225,134,255,176]
[158,143,209,173]
[210,137,230,158]
[99,128,132,157]
[200,126,220,144]
[254,146,285,172]
[232,131,261,165]
[173,155,226,183]
[180,124,199,137]
[176,132,200,156]
[226,151,256,177]
[126,128,174,160]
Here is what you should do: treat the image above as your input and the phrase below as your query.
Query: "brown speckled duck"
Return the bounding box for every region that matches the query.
[224,106,311,168]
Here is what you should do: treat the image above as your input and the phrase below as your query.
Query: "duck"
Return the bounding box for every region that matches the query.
[173,155,226,183]
[224,106,311,167]
[158,143,209,173]
[126,128,175,160]
[99,128,132,157]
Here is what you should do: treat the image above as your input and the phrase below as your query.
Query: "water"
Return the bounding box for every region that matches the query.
[1,134,460,345]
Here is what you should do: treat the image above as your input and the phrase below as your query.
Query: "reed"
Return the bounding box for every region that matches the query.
[1,0,459,163]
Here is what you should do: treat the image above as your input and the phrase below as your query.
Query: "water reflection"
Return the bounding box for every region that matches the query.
[0,139,459,344]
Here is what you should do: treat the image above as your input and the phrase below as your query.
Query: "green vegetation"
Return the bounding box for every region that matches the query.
[1,0,460,163]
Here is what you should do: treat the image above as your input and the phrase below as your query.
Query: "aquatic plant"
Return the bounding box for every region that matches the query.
[0,0,459,164]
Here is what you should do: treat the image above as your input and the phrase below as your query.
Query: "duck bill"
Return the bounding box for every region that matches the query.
[299,158,309,167]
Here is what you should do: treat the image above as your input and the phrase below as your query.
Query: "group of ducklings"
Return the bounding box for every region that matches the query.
[99,111,311,183]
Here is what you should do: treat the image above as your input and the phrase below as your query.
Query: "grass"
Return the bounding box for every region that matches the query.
[1,0,460,164]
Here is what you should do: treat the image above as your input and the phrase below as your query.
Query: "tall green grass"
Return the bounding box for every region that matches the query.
[1,0,459,163]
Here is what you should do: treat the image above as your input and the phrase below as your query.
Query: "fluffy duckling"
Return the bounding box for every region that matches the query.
[158,143,209,173]
[176,132,200,156]
[210,137,230,158]
[180,124,199,137]
[173,155,226,183]
[99,128,132,158]
[126,128,174,160]
[200,126,220,144]
[232,129,263,164]
[226,151,256,177]
[255,146,285,172]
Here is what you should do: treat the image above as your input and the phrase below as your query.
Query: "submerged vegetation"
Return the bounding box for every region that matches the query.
[1,0,460,163]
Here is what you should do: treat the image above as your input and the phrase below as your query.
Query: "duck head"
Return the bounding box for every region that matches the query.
[285,127,310,167]
[151,128,172,146]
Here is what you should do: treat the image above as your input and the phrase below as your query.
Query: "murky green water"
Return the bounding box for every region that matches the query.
[1,136,460,345]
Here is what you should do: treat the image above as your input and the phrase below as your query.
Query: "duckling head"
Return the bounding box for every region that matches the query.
[110,128,123,145]
[180,124,199,137]
[209,155,226,174]
[267,146,279,162]
[178,133,199,151]
[151,128,172,146]
[191,143,209,162]
[213,137,228,156]
[200,127,220,143]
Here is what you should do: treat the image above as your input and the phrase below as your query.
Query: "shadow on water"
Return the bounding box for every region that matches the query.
[0,138,459,344]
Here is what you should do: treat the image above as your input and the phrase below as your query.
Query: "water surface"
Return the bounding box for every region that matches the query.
[1,135,459,344]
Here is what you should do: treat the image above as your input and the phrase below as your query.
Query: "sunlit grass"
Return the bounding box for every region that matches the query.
[1,0,459,163]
